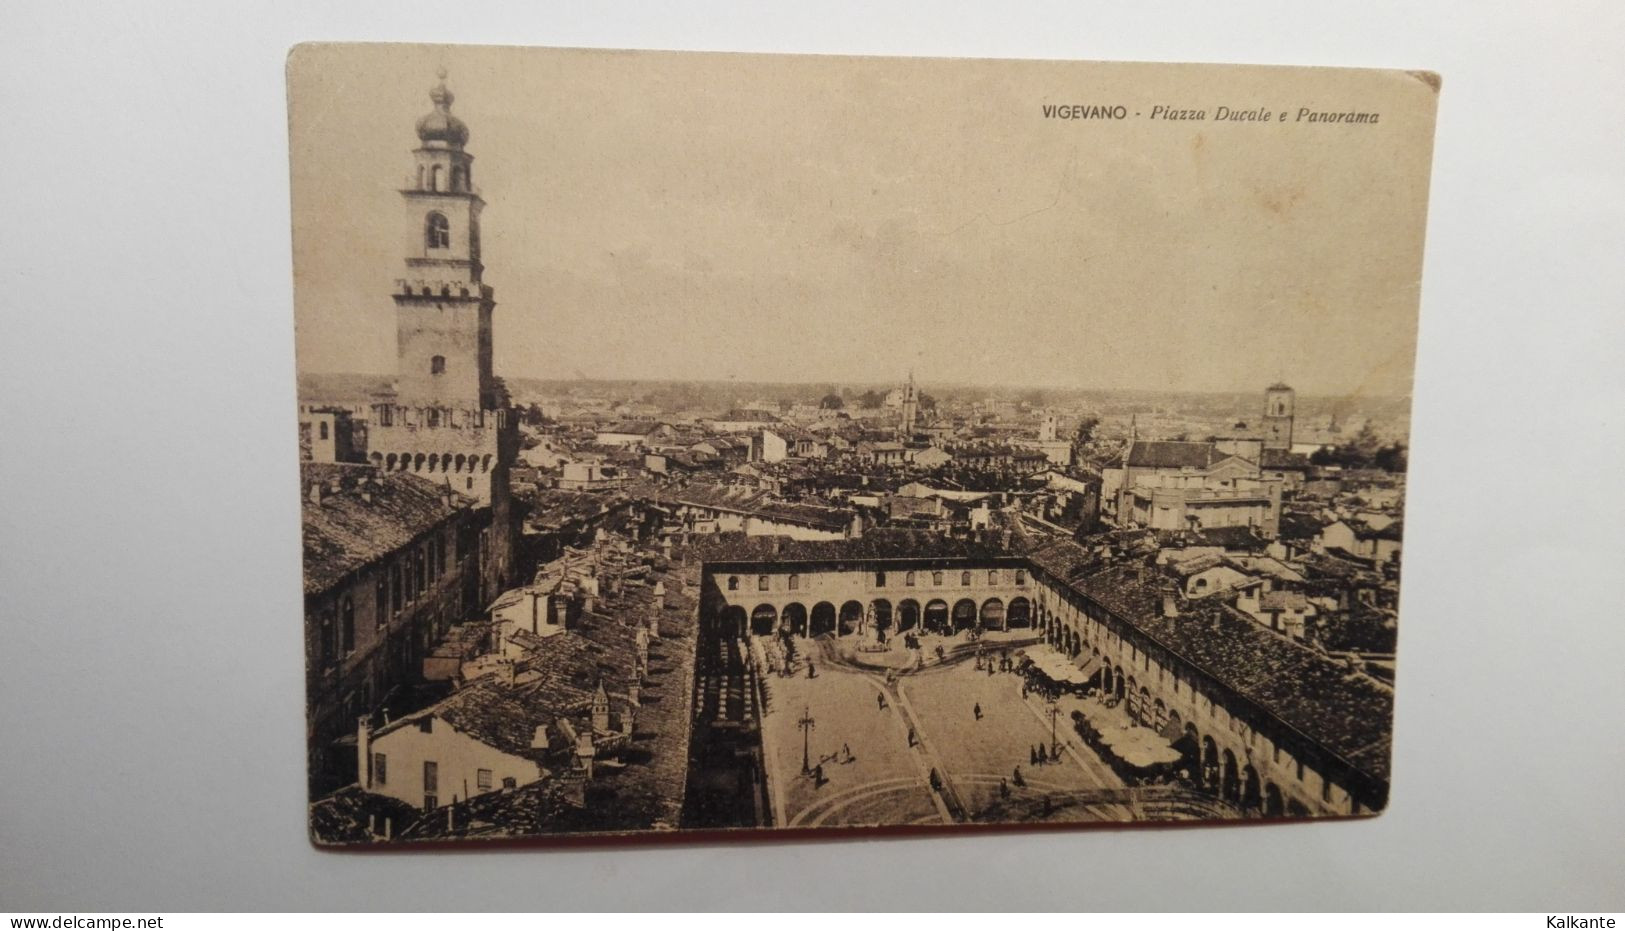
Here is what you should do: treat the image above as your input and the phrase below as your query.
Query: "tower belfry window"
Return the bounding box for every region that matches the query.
[430,355,446,375]
[426,212,451,249]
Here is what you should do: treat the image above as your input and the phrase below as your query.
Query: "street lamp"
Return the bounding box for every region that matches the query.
[1047,700,1061,759]
[798,705,816,774]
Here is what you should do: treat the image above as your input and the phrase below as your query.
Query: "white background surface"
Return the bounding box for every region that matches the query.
[2,0,1623,913]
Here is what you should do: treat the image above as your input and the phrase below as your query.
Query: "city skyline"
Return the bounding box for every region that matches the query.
[290,45,1431,398]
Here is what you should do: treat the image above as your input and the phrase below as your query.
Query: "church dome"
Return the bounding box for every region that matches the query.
[415,71,469,146]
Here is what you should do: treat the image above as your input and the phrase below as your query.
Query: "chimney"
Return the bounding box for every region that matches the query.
[356,715,372,789]
[1160,585,1179,619]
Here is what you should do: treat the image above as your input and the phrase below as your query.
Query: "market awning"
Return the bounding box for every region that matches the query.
[1025,645,1100,685]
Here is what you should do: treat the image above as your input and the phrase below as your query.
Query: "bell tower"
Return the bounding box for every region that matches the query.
[393,69,495,412]
[363,70,518,608]
[1262,383,1295,451]
[899,370,918,438]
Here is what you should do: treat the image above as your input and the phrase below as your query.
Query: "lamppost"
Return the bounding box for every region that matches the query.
[798,705,816,774]
[1047,700,1061,759]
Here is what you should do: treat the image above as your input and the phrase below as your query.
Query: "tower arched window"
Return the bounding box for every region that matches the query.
[430,355,446,375]
[430,165,444,192]
[426,212,451,249]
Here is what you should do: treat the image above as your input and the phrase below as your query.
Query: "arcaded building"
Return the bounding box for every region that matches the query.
[694,528,1392,818]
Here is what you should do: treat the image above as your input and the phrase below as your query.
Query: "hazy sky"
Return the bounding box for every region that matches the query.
[289,45,1434,396]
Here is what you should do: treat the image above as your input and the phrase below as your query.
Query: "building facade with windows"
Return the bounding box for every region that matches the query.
[302,462,483,795]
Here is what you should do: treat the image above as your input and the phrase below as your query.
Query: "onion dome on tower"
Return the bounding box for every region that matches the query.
[415,68,469,147]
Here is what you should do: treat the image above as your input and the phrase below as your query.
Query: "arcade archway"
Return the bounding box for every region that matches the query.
[1007,597,1031,628]
[1264,783,1285,817]
[952,599,977,631]
[924,599,949,633]
[1221,750,1241,803]
[897,599,921,632]
[870,599,893,633]
[838,601,864,636]
[810,602,837,637]
[1242,765,1263,811]
[721,606,747,638]
[979,598,1005,631]
[750,604,777,637]
[781,602,808,636]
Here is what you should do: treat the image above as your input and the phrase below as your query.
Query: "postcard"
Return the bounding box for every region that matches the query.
[289,43,1437,844]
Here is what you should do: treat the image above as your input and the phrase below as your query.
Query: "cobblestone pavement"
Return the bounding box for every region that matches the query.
[897,660,1127,821]
[758,635,1127,828]
[758,645,943,829]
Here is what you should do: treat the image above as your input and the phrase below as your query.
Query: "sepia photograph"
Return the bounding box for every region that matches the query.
[288,43,1438,845]
[12,0,1625,916]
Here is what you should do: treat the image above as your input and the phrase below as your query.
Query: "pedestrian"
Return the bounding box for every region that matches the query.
[1000,778,1010,799]
[1037,743,1048,764]
[807,660,815,679]
[929,769,942,792]
[907,726,916,747]
[1030,745,1038,766]
[973,702,982,721]
[876,692,885,711]
[842,743,851,762]
[1013,766,1025,788]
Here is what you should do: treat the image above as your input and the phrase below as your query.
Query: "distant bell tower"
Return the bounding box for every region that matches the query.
[899,371,918,438]
[394,69,495,411]
[1262,383,1295,451]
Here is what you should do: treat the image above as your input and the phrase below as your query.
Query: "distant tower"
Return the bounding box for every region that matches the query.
[899,370,919,438]
[1262,383,1295,451]
[1039,412,1058,442]
[366,70,518,601]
